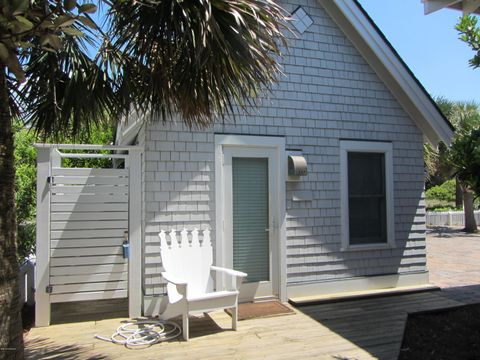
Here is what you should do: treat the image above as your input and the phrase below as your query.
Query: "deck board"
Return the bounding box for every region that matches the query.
[26,291,468,359]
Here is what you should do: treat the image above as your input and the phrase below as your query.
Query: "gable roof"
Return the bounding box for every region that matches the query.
[117,0,454,147]
[320,0,454,146]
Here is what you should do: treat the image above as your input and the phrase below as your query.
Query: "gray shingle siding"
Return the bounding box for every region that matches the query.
[141,0,427,296]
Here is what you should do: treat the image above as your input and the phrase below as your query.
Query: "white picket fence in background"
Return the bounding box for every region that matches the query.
[426,210,480,227]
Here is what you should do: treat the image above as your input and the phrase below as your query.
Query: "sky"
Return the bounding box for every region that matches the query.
[357,0,480,103]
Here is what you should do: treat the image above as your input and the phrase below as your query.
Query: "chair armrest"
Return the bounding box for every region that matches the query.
[161,272,187,286]
[211,266,247,278]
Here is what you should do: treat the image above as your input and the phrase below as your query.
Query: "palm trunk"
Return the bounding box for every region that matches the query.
[0,69,24,359]
[463,189,478,233]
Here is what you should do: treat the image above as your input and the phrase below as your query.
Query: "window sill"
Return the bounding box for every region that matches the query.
[340,243,395,252]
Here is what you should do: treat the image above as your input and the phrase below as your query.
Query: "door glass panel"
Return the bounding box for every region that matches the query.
[232,157,269,283]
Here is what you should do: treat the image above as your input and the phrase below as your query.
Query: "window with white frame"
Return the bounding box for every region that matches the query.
[340,141,395,249]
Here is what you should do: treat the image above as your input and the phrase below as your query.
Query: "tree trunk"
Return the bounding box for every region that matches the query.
[455,178,463,208]
[0,69,24,359]
[463,189,478,233]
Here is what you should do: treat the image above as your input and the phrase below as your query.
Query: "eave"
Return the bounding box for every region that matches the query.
[422,0,480,15]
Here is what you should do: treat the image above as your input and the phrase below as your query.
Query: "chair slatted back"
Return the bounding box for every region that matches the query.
[159,229,213,299]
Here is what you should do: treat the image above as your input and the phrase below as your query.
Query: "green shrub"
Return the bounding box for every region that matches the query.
[17,222,36,261]
[429,206,462,212]
[13,120,114,261]
[426,179,456,203]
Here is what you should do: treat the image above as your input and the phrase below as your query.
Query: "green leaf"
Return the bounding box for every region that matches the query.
[62,27,84,37]
[0,42,9,62]
[11,0,29,16]
[14,15,34,30]
[38,20,55,30]
[5,52,25,82]
[54,15,76,28]
[17,41,33,50]
[40,34,62,50]
[48,35,62,50]
[78,4,97,14]
[64,0,77,11]
[78,15,97,29]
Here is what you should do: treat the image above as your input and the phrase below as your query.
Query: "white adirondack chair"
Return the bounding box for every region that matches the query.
[159,228,247,340]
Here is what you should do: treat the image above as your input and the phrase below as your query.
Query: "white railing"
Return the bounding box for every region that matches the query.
[19,258,35,307]
[426,210,480,227]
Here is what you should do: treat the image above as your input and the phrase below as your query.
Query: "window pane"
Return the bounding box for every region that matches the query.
[348,153,385,196]
[348,152,387,244]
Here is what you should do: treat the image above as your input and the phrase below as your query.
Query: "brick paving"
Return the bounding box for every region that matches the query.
[427,227,480,303]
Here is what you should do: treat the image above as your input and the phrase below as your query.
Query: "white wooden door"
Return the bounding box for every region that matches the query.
[48,167,129,303]
[223,147,279,301]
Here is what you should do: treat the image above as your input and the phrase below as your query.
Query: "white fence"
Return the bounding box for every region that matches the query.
[426,210,480,227]
[35,144,142,327]
[19,258,35,307]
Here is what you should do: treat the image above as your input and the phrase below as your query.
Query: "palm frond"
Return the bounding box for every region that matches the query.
[104,0,290,127]
[19,33,119,140]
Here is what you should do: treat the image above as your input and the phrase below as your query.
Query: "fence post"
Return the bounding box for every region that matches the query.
[35,147,52,326]
[448,211,452,227]
[128,149,143,318]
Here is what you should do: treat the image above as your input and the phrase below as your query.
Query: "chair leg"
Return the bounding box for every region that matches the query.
[232,306,238,331]
[182,312,189,341]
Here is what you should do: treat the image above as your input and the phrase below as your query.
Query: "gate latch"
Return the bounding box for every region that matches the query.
[47,176,54,185]
[45,285,53,294]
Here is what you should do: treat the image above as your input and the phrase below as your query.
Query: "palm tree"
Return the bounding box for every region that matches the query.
[0,1,288,358]
[429,98,480,232]
[448,128,480,233]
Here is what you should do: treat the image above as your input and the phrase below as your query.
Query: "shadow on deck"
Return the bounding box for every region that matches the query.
[25,285,480,360]
[26,337,109,360]
[295,284,480,360]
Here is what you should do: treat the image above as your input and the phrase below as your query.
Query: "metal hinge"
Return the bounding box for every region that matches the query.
[47,176,54,185]
[45,285,53,294]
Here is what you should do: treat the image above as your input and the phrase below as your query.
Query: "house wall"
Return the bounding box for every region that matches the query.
[141,0,427,298]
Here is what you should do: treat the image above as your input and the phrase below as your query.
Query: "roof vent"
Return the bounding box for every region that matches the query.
[291,6,313,34]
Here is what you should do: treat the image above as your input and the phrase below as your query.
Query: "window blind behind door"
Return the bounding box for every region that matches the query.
[232,157,269,283]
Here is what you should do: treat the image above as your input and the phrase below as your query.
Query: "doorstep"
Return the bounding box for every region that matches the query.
[289,284,440,306]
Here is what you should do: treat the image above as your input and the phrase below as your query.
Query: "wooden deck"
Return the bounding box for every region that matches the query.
[25,290,469,360]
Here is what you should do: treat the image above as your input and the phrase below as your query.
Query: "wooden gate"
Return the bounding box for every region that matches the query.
[35,145,142,326]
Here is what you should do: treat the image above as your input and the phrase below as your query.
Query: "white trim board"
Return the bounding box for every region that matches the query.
[214,134,287,301]
[287,272,430,299]
[223,147,278,300]
[320,0,453,146]
[339,140,395,251]
[35,148,53,327]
